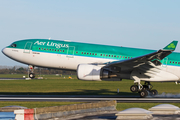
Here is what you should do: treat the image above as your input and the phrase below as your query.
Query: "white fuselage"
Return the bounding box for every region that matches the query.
[3,47,180,82]
[3,48,115,69]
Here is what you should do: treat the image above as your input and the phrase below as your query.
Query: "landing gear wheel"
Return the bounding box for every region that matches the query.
[29,73,35,79]
[130,85,138,93]
[150,89,158,96]
[140,90,148,98]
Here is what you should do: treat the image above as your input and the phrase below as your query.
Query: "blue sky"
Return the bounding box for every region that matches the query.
[1,0,180,66]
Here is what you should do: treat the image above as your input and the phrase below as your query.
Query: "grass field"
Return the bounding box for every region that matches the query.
[0,101,180,111]
[0,74,180,111]
[0,74,180,95]
[0,101,82,109]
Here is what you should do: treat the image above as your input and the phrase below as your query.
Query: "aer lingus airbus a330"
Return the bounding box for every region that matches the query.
[2,39,180,97]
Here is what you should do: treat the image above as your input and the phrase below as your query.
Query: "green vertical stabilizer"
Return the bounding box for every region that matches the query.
[163,41,178,51]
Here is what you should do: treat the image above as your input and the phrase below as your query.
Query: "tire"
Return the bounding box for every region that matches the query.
[150,89,158,96]
[130,85,138,93]
[29,73,35,79]
[140,90,148,98]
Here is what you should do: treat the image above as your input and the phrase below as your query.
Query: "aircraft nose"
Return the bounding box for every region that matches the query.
[2,48,6,55]
[2,48,8,56]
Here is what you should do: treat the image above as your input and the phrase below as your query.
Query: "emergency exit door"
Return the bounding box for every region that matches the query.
[67,46,75,58]
[24,42,32,53]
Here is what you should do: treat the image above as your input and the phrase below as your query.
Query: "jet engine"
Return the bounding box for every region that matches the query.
[77,64,118,81]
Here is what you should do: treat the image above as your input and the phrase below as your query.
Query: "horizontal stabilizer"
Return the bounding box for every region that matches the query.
[163,41,178,51]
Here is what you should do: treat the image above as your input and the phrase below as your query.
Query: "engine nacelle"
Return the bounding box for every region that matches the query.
[77,64,118,81]
[77,64,102,81]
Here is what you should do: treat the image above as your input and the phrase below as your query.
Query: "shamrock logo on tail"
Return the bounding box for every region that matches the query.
[167,43,175,49]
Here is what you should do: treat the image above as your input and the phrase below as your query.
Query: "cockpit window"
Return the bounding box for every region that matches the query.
[11,44,16,47]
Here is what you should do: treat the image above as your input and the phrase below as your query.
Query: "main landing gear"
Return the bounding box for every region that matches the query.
[28,65,35,79]
[130,81,158,98]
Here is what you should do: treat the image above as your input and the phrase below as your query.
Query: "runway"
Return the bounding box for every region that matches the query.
[0,95,180,103]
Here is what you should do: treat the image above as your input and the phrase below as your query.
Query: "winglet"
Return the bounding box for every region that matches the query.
[163,41,178,51]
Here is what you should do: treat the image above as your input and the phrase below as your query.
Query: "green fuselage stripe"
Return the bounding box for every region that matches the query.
[7,39,180,67]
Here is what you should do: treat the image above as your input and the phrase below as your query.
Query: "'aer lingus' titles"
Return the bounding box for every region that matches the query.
[34,41,69,49]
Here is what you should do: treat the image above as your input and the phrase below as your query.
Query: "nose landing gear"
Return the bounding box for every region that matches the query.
[29,73,35,79]
[28,65,35,79]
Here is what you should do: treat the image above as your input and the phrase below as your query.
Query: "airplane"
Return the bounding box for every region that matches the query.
[2,39,179,97]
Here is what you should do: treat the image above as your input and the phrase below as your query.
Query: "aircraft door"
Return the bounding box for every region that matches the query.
[162,57,168,68]
[24,42,32,53]
[67,46,75,58]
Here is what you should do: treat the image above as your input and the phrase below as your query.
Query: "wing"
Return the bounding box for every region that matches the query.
[104,41,178,71]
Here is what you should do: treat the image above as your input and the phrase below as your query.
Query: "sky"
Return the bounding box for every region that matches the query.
[0,0,180,66]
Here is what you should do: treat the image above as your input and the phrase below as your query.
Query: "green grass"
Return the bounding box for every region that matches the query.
[0,74,179,95]
[0,101,180,111]
[0,101,82,108]
[0,74,180,111]
[0,74,28,78]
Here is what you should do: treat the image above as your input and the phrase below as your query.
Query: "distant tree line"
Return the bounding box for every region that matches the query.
[0,66,76,75]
